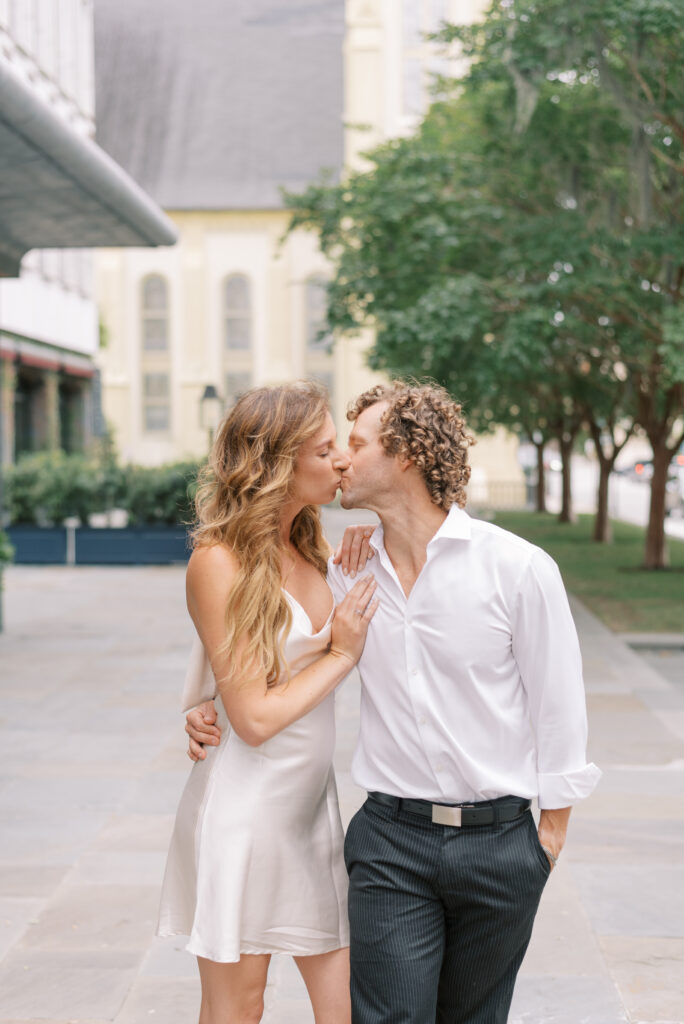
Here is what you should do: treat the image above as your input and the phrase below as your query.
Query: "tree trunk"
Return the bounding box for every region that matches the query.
[593,458,613,542]
[534,440,547,513]
[586,415,634,543]
[558,434,577,524]
[643,443,671,569]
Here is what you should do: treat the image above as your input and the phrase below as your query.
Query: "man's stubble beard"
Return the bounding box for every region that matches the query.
[340,482,366,510]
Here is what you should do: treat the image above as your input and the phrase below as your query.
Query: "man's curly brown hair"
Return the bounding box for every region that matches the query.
[347,382,475,511]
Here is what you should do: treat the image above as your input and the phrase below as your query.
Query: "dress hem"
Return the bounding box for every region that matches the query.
[157,927,349,964]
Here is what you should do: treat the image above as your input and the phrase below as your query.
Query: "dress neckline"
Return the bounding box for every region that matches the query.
[282,586,334,637]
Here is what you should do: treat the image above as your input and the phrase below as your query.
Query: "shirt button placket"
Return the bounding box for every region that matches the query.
[406,613,428,736]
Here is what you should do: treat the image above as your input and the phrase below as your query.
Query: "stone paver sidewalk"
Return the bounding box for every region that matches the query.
[0,509,682,1023]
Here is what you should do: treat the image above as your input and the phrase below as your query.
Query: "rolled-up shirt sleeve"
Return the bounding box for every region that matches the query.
[512,547,601,809]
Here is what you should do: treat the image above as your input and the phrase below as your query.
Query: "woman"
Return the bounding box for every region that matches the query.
[158,381,378,1024]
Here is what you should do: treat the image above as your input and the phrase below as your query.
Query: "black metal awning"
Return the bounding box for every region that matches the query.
[0,62,177,277]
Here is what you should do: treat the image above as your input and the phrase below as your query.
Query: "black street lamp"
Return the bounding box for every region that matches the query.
[199,384,223,450]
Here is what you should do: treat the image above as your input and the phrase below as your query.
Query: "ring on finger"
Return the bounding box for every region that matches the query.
[354,607,364,615]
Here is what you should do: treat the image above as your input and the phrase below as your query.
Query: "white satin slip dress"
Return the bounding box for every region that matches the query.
[157,591,349,963]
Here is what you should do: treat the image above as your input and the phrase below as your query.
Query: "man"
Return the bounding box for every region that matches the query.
[188,382,600,1023]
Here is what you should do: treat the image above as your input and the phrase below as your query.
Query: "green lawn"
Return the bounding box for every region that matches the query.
[492,512,684,634]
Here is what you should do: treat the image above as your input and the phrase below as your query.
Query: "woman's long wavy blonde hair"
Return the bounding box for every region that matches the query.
[191,381,330,687]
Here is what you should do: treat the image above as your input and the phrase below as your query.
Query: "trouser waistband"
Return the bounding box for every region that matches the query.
[367,791,531,827]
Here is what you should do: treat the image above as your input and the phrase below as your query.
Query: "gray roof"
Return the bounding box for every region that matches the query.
[94,0,344,210]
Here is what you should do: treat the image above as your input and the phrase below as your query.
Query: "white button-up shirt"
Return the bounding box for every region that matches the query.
[327,506,601,809]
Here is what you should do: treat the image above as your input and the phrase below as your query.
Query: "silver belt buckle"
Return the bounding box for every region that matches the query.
[432,804,462,826]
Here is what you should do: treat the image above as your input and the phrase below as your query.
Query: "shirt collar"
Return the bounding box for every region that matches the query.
[367,504,471,554]
[427,505,472,546]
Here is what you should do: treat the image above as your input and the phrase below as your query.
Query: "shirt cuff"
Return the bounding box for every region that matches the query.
[537,763,602,809]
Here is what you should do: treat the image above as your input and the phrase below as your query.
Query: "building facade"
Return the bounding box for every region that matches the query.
[97,208,379,464]
[0,0,175,466]
[0,0,98,462]
[95,0,369,464]
[343,0,521,489]
[95,0,521,491]
[345,0,489,170]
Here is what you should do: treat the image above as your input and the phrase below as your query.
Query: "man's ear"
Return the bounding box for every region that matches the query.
[398,456,414,473]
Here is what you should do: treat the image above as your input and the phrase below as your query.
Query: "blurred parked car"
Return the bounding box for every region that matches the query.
[618,460,655,481]
[615,456,684,517]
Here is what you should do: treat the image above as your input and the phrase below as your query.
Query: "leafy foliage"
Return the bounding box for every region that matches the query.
[286,0,684,563]
[4,453,200,528]
[0,528,13,572]
[123,462,199,526]
[4,452,113,526]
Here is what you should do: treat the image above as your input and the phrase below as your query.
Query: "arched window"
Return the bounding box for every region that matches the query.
[304,275,335,406]
[142,372,170,432]
[141,274,169,351]
[223,274,251,351]
[305,276,332,353]
[140,274,171,433]
[222,274,253,408]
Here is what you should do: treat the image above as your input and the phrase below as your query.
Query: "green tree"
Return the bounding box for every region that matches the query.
[287,81,630,531]
[287,0,684,567]
[442,0,684,565]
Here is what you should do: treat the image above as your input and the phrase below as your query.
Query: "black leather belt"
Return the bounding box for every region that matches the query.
[368,791,531,827]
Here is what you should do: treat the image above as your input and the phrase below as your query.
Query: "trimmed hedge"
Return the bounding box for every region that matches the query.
[123,461,199,526]
[4,452,200,528]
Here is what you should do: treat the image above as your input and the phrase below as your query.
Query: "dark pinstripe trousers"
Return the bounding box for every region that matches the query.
[344,795,550,1024]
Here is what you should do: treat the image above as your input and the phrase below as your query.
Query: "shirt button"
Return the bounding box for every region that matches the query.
[419,715,426,725]
[411,667,419,676]
[435,763,444,772]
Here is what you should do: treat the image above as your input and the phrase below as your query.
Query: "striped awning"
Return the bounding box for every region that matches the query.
[0,334,96,378]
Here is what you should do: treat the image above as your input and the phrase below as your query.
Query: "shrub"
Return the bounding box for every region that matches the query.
[123,461,200,526]
[4,452,120,525]
[4,452,199,527]
[0,528,13,571]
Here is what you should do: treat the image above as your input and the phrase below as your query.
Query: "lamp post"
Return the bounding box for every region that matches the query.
[199,384,223,451]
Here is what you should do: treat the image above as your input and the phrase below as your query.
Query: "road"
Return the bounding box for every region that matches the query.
[545,454,684,541]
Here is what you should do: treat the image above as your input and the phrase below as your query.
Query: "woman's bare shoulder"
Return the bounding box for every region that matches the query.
[187,543,240,595]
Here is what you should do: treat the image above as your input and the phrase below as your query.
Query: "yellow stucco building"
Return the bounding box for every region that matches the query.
[97,207,377,463]
[95,0,522,497]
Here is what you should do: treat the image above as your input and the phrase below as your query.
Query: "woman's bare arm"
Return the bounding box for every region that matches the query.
[186,545,377,747]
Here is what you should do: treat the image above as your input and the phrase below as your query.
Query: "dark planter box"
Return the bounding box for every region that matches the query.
[6,526,67,564]
[6,526,190,565]
[75,526,190,565]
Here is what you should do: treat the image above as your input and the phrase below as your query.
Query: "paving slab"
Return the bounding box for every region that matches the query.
[113,977,199,1024]
[18,883,160,952]
[0,899,44,962]
[0,511,683,1023]
[0,950,137,1019]
[572,865,684,938]
[599,936,684,1023]
[509,975,629,1024]
[0,1019,109,1024]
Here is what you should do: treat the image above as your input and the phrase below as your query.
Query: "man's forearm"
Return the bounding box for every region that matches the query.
[538,806,571,867]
